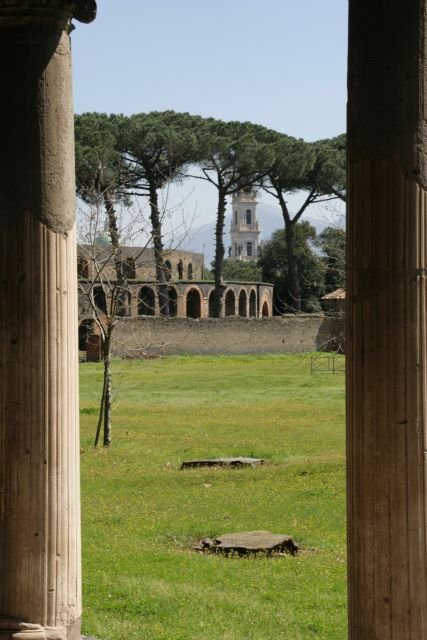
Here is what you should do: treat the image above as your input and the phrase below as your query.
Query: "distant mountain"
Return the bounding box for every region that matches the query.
[178,201,344,265]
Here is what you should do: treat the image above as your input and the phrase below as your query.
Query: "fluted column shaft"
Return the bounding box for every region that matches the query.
[347,1,427,638]
[0,3,95,640]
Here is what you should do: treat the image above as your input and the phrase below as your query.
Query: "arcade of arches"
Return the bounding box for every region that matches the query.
[77,245,273,326]
[79,280,273,323]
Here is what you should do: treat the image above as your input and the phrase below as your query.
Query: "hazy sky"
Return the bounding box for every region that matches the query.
[71,1,348,235]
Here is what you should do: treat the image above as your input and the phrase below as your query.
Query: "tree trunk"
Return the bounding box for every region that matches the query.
[284,222,301,312]
[212,189,227,317]
[276,188,301,313]
[95,191,123,446]
[93,332,112,449]
[103,189,124,282]
[103,346,112,447]
[94,364,106,447]
[149,183,169,316]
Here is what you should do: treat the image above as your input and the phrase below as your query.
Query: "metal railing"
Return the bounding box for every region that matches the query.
[310,355,345,374]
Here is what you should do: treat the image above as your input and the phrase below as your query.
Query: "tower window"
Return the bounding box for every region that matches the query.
[234,210,238,225]
[247,242,253,257]
[246,210,252,225]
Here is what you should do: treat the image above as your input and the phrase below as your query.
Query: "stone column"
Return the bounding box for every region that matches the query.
[130,287,139,317]
[201,294,209,319]
[347,2,427,638]
[154,286,161,316]
[0,3,96,640]
[176,286,187,318]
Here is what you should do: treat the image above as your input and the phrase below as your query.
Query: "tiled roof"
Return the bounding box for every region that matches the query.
[321,288,346,300]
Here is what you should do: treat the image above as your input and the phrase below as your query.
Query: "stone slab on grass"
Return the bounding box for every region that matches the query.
[195,530,299,556]
[181,457,264,469]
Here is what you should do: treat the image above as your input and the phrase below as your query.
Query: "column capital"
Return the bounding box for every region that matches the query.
[0,1,96,25]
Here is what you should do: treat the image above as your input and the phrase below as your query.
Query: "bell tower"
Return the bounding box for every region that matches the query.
[229,189,260,261]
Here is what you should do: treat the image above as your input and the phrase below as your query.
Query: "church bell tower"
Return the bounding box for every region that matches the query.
[229,189,260,261]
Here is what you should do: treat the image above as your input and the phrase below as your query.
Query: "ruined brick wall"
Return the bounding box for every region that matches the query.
[77,247,205,281]
[110,315,345,357]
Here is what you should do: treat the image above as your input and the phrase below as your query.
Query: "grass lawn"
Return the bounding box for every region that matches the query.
[79,353,346,640]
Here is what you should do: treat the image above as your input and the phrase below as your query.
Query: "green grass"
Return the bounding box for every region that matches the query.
[79,354,346,640]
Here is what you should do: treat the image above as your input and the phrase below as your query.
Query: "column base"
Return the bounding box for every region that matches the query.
[0,619,46,640]
[0,619,81,640]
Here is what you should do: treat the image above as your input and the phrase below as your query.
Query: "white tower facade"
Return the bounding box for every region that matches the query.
[229,189,260,261]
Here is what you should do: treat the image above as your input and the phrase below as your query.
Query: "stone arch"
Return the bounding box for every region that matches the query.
[93,286,107,314]
[187,262,193,280]
[164,260,172,282]
[78,318,93,351]
[186,287,202,318]
[238,289,248,317]
[138,286,155,316]
[168,286,177,317]
[262,301,269,317]
[225,289,236,316]
[249,289,257,317]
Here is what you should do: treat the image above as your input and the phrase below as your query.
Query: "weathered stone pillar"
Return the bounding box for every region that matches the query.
[177,288,186,318]
[201,294,209,319]
[130,287,139,317]
[347,2,427,637]
[0,2,96,639]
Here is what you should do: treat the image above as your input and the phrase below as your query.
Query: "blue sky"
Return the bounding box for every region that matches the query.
[72,1,348,237]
